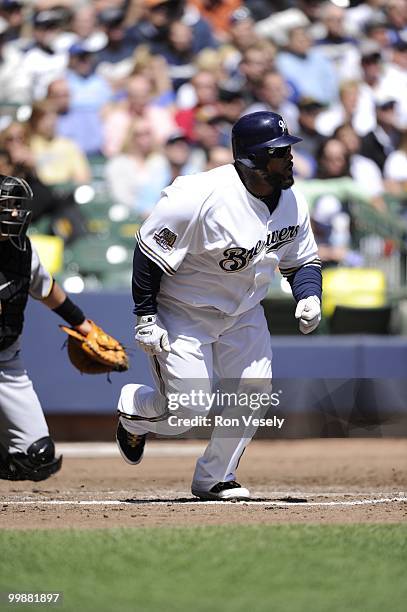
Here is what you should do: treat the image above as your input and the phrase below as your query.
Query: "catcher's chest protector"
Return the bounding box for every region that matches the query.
[0,238,31,351]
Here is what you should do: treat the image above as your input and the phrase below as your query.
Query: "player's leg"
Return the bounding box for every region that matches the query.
[116,299,215,462]
[192,303,273,499]
[0,354,62,481]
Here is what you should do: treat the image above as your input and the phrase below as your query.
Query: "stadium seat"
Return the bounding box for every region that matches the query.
[330,305,393,335]
[322,267,387,318]
[29,234,64,275]
[262,295,299,335]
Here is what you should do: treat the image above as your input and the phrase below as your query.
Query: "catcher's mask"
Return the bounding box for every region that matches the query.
[0,175,33,248]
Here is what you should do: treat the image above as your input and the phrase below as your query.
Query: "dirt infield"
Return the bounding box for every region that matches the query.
[1,439,406,528]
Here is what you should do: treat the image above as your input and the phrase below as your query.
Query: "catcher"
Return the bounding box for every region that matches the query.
[0,174,128,482]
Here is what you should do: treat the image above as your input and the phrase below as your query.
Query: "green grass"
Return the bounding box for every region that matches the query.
[0,525,406,612]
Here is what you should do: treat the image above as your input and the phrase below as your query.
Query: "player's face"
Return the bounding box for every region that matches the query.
[264,146,294,190]
[0,207,17,240]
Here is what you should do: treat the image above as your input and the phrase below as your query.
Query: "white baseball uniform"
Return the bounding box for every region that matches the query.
[118,164,319,490]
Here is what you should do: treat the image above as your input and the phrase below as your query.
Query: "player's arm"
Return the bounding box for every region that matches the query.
[279,193,322,334]
[41,280,92,335]
[131,185,200,355]
[280,261,322,334]
[132,244,169,355]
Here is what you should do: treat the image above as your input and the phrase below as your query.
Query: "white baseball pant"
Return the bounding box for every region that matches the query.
[118,296,273,491]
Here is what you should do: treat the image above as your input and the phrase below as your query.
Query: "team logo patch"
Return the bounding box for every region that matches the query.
[153,227,177,251]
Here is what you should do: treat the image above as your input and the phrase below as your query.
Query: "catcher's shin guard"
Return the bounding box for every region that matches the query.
[0,436,62,481]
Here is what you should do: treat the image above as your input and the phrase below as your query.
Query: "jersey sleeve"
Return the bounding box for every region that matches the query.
[29,244,53,299]
[278,189,321,277]
[136,181,201,276]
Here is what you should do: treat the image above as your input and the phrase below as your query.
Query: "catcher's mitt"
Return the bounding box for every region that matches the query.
[60,320,129,374]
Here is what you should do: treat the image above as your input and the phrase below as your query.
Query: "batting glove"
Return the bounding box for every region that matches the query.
[295,296,321,335]
[135,315,170,355]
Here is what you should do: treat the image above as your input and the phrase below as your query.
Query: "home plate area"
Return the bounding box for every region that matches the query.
[1,439,406,528]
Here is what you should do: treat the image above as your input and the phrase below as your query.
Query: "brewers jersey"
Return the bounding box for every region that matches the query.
[136,164,318,316]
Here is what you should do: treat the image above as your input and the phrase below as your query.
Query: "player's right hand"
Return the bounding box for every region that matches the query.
[135,314,170,355]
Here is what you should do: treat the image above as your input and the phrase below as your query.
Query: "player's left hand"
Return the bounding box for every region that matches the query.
[60,320,129,374]
[295,295,321,334]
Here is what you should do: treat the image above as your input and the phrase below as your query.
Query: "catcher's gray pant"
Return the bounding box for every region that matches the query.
[118,298,273,492]
[0,351,49,457]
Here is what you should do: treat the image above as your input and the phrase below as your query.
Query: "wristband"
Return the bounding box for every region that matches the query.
[52,297,85,327]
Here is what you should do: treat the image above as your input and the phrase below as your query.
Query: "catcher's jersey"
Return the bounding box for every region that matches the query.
[0,243,53,361]
[137,164,318,316]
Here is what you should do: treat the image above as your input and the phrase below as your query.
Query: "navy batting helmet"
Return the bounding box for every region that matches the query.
[232,111,302,169]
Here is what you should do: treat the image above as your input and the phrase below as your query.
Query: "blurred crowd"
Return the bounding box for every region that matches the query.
[0,0,406,266]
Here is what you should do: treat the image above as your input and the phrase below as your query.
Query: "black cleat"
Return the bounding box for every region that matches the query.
[0,437,62,482]
[116,421,146,465]
[191,480,250,500]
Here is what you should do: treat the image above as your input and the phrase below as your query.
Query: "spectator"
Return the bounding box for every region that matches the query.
[103,73,177,157]
[129,44,174,107]
[0,0,25,44]
[316,79,375,137]
[0,120,36,173]
[294,97,326,166]
[152,19,196,91]
[385,0,407,46]
[360,93,401,171]
[94,4,138,88]
[205,144,233,169]
[191,105,227,158]
[96,6,136,65]
[54,41,114,156]
[244,69,299,133]
[236,40,276,103]
[380,38,407,129]
[334,122,386,210]
[104,117,164,214]
[363,14,390,49]
[383,128,407,197]
[130,0,217,54]
[52,3,108,53]
[245,0,293,23]
[353,40,398,135]
[20,8,68,100]
[311,138,354,267]
[175,69,219,137]
[224,6,260,65]
[28,100,91,185]
[315,1,361,81]
[276,25,339,104]
[214,81,246,142]
[0,15,30,104]
[345,0,387,37]
[0,143,87,243]
[254,4,313,47]
[157,129,202,180]
[190,0,242,41]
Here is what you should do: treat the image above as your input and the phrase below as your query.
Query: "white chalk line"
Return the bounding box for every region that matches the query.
[7,489,407,500]
[55,442,206,458]
[3,496,407,507]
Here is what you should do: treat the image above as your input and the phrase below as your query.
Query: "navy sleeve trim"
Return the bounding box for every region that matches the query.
[132,243,164,316]
[286,261,322,303]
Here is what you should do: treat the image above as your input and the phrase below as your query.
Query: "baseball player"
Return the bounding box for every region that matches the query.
[117,111,322,500]
[0,174,92,482]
